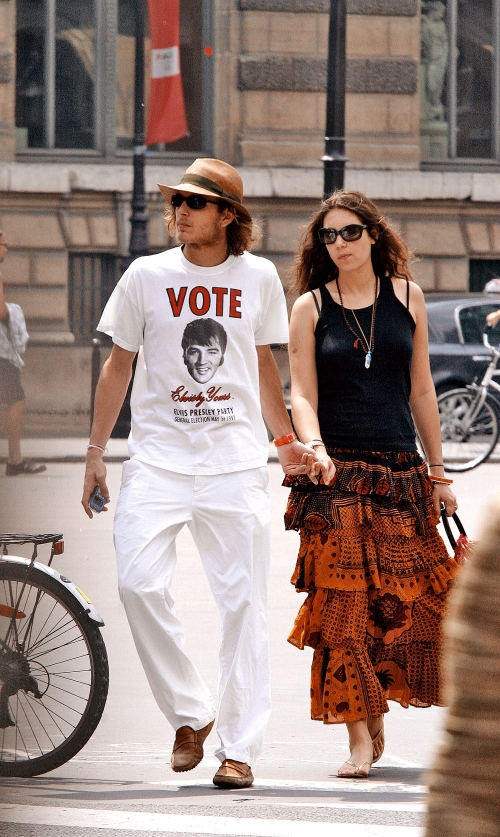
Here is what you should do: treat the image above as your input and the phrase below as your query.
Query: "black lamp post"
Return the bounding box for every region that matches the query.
[112,0,148,436]
[128,0,149,264]
[322,0,349,200]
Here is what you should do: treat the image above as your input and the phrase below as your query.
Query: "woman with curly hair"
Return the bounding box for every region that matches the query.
[285,190,459,778]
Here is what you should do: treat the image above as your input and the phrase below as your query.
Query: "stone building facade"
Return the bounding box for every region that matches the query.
[0,0,499,431]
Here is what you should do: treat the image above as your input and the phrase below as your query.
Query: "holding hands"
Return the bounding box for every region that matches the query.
[303,443,336,485]
[275,436,336,485]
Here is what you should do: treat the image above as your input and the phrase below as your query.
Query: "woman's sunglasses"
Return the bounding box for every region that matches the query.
[171,193,221,210]
[318,224,368,245]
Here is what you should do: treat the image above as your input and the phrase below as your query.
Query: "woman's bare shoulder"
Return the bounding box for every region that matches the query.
[292,289,320,313]
[391,276,424,306]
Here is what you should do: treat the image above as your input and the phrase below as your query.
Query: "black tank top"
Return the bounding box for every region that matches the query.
[314,277,417,451]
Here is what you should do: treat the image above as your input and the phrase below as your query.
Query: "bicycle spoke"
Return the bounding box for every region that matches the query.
[16,693,47,758]
[21,692,68,738]
[43,683,90,702]
[41,691,89,716]
[25,601,67,652]
[12,693,63,756]
[22,589,55,653]
[47,673,93,686]
[28,638,89,662]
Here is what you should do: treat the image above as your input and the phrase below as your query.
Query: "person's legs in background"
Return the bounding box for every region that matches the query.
[6,398,24,464]
[1,359,46,475]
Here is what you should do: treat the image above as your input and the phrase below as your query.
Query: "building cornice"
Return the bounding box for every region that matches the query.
[1,163,500,203]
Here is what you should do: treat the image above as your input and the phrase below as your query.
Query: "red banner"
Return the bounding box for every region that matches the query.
[146,0,188,145]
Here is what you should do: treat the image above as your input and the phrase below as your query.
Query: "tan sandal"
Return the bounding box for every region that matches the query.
[371,721,385,765]
[337,759,372,778]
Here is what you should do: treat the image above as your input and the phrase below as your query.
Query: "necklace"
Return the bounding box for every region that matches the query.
[336,275,379,369]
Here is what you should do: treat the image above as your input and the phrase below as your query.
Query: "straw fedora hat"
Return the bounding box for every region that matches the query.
[158,158,251,222]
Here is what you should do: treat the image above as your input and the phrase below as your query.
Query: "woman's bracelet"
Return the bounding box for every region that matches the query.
[87,443,108,455]
[273,432,297,447]
[428,463,444,468]
[430,476,454,485]
[304,439,325,449]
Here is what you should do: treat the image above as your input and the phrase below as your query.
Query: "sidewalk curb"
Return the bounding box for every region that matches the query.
[0,451,280,465]
[1,456,280,463]
[0,455,128,464]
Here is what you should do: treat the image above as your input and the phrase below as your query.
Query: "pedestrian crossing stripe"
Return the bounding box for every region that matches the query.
[0,805,424,836]
[151,777,427,794]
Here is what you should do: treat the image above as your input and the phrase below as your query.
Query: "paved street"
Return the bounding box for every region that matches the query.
[0,453,498,837]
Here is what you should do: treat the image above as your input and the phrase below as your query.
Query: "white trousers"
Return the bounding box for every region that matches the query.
[114,459,272,766]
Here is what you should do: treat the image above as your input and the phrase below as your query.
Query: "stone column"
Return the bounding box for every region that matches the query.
[0,0,16,161]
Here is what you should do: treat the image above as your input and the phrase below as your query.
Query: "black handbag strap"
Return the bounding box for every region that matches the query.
[440,508,467,550]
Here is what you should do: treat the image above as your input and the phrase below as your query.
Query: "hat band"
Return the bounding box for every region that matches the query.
[179,174,242,204]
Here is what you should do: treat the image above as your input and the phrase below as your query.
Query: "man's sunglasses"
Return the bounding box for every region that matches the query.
[171,193,221,210]
[318,224,368,245]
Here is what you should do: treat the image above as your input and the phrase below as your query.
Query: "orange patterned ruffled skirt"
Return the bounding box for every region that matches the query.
[284,449,459,725]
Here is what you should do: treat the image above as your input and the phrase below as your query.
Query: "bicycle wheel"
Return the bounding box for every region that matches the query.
[438,388,500,472]
[0,561,108,776]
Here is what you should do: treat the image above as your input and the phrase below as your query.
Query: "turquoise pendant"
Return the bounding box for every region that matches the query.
[365,351,372,369]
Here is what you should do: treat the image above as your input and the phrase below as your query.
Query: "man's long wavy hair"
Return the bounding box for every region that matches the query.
[164,202,260,256]
[293,190,414,296]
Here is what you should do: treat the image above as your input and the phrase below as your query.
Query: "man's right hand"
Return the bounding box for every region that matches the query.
[82,449,110,518]
[486,309,500,328]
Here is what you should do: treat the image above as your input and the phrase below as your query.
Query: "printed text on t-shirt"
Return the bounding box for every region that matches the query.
[167,286,242,318]
[171,385,232,409]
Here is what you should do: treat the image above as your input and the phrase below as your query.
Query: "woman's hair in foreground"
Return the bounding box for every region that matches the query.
[164,203,260,256]
[292,190,414,296]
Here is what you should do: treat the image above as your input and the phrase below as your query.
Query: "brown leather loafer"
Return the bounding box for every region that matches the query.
[213,759,254,788]
[170,719,214,772]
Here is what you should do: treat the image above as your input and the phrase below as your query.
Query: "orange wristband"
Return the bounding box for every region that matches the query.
[273,432,297,447]
[430,476,454,485]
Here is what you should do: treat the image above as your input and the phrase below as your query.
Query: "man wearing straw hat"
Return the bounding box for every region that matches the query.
[82,159,318,788]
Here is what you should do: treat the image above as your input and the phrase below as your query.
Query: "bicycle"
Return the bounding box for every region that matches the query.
[0,533,109,777]
[437,327,500,472]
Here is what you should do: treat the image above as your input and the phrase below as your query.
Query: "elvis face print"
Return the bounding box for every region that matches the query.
[181,318,228,384]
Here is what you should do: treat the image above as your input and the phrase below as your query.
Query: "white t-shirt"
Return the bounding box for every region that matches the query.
[97,247,289,475]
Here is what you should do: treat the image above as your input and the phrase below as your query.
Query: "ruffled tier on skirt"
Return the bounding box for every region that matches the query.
[284,449,459,723]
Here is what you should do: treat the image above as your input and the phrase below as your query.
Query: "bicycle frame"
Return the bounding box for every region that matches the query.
[480,330,500,393]
[458,332,500,429]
